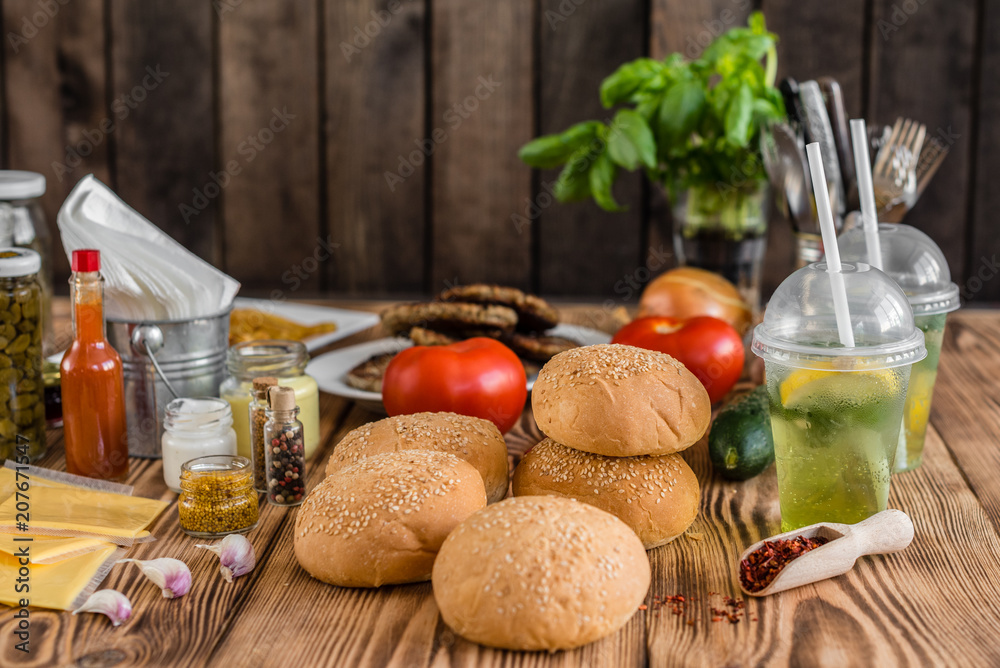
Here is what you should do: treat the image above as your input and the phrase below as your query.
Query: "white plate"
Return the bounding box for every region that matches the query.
[307,324,612,413]
[233,298,380,352]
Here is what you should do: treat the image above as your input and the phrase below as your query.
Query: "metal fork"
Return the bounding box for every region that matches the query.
[872,117,926,222]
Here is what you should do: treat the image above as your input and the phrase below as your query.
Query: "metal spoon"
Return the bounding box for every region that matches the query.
[737,509,915,597]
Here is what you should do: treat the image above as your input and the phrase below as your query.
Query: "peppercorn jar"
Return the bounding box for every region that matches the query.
[0,248,45,462]
[219,339,320,461]
[248,376,278,492]
[263,386,306,506]
[177,455,259,537]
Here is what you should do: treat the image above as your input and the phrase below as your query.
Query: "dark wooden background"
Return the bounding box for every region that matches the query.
[1,0,996,303]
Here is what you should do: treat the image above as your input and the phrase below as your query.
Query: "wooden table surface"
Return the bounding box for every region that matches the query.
[6,302,1000,667]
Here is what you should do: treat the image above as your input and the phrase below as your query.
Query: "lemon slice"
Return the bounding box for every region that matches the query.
[781,369,900,409]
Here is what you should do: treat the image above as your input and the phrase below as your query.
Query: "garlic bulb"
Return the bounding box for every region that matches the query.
[73,589,132,626]
[195,534,255,583]
[117,558,192,598]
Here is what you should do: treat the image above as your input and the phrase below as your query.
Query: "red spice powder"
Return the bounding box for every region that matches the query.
[739,535,830,593]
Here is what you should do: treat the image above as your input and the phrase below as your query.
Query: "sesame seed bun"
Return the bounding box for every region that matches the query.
[511,439,699,549]
[326,412,509,504]
[532,344,711,457]
[295,450,487,587]
[432,496,649,651]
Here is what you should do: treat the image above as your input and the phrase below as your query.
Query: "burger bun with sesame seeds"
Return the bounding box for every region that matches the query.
[532,343,711,457]
[295,450,487,588]
[432,495,650,651]
[325,412,510,504]
[511,438,700,549]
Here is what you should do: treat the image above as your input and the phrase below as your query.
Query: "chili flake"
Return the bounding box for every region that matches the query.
[739,535,830,593]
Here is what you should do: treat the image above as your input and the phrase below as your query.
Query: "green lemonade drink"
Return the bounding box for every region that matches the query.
[753,261,925,532]
[839,223,960,474]
[896,313,946,472]
[765,362,909,530]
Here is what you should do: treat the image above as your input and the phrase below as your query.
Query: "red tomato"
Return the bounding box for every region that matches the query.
[382,337,528,433]
[612,316,744,403]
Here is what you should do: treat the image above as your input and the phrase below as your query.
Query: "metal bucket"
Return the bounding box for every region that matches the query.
[107,305,232,458]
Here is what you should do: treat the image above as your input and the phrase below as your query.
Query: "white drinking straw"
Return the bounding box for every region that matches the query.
[806,142,856,347]
[850,118,883,270]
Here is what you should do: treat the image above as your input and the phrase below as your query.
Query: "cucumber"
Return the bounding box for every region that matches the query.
[708,385,774,481]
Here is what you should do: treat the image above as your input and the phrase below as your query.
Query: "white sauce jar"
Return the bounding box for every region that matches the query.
[161,397,238,493]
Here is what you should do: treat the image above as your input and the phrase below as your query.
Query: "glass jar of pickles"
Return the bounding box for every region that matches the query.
[219,340,319,462]
[0,248,45,462]
[177,455,259,537]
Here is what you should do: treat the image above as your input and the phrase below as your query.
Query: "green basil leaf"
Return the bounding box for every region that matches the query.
[725,82,754,147]
[553,146,597,202]
[657,80,706,155]
[600,58,662,108]
[518,121,602,169]
[589,151,625,212]
[607,109,657,170]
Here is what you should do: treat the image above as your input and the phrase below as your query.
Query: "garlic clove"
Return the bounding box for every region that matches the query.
[73,589,133,626]
[195,534,255,583]
[117,558,192,598]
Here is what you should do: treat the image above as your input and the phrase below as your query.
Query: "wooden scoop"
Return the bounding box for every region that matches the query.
[737,509,914,597]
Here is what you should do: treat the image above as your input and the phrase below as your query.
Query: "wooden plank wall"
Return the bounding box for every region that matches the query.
[0,0,996,303]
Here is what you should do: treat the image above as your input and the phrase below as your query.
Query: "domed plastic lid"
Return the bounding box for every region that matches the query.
[752,262,927,370]
[839,223,960,315]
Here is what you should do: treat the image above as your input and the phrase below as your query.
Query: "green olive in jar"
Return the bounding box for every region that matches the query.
[0,249,45,461]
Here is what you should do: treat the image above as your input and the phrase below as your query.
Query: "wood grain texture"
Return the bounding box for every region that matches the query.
[3,0,110,281]
[109,0,218,265]
[536,0,645,297]
[868,0,976,283]
[429,0,533,292]
[11,305,1000,667]
[325,0,427,295]
[968,0,1000,302]
[219,0,322,292]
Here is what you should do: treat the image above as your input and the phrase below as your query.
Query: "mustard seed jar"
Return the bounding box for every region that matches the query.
[0,248,45,462]
[177,455,259,537]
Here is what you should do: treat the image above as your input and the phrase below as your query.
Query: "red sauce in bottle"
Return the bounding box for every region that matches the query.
[60,249,129,481]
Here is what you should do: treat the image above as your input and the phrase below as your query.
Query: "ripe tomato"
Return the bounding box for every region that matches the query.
[612,316,744,403]
[382,337,528,433]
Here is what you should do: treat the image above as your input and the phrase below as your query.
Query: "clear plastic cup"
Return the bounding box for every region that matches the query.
[752,262,926,531]
[839,223,960,472]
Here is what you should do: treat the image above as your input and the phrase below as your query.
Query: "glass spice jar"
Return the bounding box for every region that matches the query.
[177,455,259,537]
[248,376,278,492]
[0,248,45,462]
[263,386,306,507]
[161,397,238,493]
[219,340,320,461]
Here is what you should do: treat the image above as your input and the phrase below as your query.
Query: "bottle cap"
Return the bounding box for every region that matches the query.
[0,248,41,277]
[268,386,297,411]
[72,249,101,273]
[0,170,45,200]
[252,376,279,391]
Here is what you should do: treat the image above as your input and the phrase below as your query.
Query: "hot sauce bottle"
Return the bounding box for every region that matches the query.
[61,249,129,480]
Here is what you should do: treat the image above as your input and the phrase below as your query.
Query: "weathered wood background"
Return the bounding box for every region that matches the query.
[1,0,995,302]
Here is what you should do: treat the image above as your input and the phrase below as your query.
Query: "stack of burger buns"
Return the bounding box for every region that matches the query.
[513,343,710,549]
[294,412,507,588]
